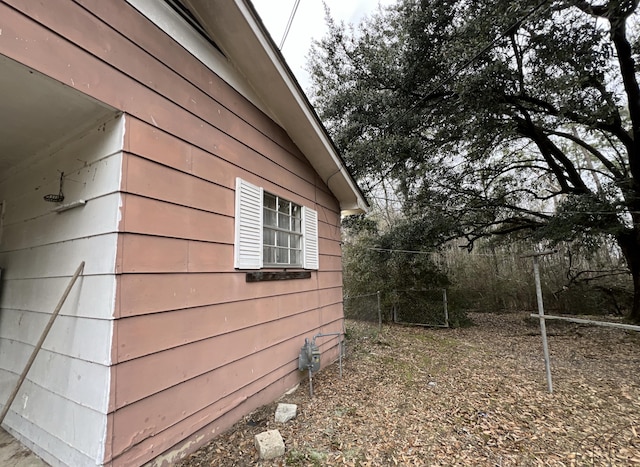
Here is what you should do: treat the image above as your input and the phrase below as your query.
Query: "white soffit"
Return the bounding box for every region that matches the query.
[0,55,116,180]
[182,0,368,214]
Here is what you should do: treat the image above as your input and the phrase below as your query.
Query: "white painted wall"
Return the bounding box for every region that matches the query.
[0,114,123,466]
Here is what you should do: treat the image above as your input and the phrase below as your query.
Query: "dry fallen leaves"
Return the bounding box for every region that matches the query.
[178,312,640,466]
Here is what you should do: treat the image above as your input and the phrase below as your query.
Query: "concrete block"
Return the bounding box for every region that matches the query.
[275,403,298,423]
[254,430,285,460]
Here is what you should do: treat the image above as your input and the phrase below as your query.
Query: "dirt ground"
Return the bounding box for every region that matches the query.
[178,312,640,466]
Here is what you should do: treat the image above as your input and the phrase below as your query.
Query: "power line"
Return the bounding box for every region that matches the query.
[388,0,550,129]
[368,247,432,255]
[366,195,640,215]
[280,0,301,49]
[365,247,516,258]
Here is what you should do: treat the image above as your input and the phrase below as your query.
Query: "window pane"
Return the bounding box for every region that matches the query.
[278,199,290,214]
[290,250,300,265]
[277,231,288,247]
[263,246,275,264]
[276,247,288,263]
[277,213,289,229]
[263,228,275,246]
[292,218,301,233]
[264,193,276,210]
[290,235,301,249]
[264,209,276,226]
[291,205,301,219]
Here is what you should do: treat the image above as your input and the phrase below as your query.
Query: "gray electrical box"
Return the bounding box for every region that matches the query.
[298,338,320,373]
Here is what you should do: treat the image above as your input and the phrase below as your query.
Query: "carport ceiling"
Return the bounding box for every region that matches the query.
[0,54,115,180]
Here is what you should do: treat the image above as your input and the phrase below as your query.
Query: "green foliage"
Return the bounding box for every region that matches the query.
[533,192,627,250]
[439,238,633,316]
[310,0,640,320]
[342,212,469,326]
[343,215,447,296]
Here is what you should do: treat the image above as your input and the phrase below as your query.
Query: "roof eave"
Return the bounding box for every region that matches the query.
[182,0,369,215]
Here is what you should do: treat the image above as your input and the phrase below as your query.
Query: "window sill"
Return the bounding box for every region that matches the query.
[245,271,311,282]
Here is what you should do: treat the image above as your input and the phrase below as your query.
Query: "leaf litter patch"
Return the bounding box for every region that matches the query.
[179,312,640,466]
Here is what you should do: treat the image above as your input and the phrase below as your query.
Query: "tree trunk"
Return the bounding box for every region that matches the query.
[631,268,640,323]
[617,229,640,322]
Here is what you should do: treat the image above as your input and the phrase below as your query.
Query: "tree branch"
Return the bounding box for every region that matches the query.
[514,112,590,194]
[608,7,640,184]
[510,32,525,94]
[505,94,634,151]
[544,128,624,180]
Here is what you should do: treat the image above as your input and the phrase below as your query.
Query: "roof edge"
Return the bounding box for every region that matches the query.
[184,0,369,215]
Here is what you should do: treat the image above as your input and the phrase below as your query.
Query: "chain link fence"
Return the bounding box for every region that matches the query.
[391,289,449,327]
[343,292,381,322]
[343,289,451,329]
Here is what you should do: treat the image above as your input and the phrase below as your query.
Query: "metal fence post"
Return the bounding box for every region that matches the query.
[520,250,556,393]
[377,290,382,333]
[533,255,553,393]
[443,288,450,328]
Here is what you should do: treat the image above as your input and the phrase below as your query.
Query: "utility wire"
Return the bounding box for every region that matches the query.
[365,247,522,257]
[368,247,432,255]
[280,0,302,49]
[365,196,640,215]
[387,0,550,129]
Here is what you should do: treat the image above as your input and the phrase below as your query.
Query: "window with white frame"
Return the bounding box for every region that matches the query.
[234,178,319,270]
[262,192,302,267]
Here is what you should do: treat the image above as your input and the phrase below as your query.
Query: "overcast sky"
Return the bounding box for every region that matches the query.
[251,0,395,92]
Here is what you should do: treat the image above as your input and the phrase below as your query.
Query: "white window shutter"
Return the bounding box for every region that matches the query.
[302,206,319,270]
[234,178,263,269]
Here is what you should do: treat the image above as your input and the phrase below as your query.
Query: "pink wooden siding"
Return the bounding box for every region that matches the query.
[0,1,345,465]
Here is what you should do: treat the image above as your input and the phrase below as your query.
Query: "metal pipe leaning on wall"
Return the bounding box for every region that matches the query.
[0,262,85,425]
